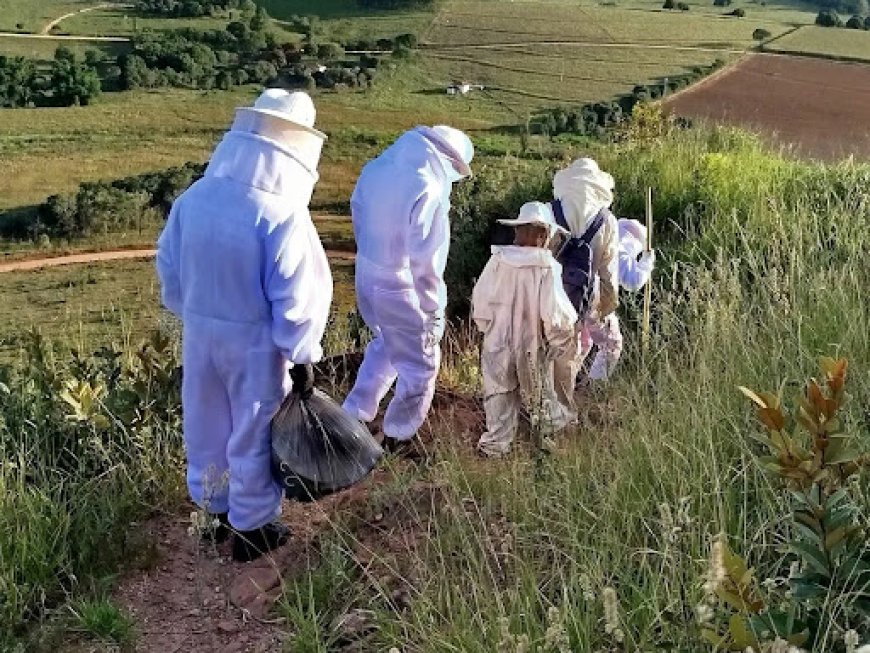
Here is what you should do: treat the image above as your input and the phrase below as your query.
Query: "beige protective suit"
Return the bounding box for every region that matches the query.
[552,159,620,386]
[552,158,619,319]
[472,245,578,457]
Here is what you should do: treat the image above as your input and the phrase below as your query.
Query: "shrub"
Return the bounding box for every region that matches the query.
[865,15,870,28]
[728,7,746,15]
[845,14,864,27]
[714,0,732,5]
[316,42,344,60]
[752,27,771,40]
[663,0,676,8]
[677,2,690,10]
[816,9,843,26]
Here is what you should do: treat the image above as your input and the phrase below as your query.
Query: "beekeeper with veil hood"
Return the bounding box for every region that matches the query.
[342,126,474,457]
[550,158,620,388]
[157,89,333,562]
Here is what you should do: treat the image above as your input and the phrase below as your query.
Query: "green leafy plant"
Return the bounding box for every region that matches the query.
[705,358,869,650]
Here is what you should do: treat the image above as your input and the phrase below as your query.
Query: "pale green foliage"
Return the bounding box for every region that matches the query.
[68,597,135,645]
[0,330,183,645]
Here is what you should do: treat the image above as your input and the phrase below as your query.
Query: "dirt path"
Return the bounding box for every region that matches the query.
[0,248,156,273]
[40,2,130,35]
[0,248,356,274]
[0,30,128,42]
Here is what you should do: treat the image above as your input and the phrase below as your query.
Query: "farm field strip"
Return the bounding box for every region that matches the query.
[0,33,126,59]
[665,53,870,160]
[427,2,796,47]
[765,25,870,62]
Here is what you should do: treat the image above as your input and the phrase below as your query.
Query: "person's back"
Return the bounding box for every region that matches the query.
[170,178,281,325]
[552,158,619,319]
[352,129,447,289]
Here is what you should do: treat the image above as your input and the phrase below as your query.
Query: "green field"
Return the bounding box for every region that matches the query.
[56,7,230,36]
[0,67,506,217]
[417,0,818,112]
[426,1,799,47]
[0,0,101,33]
[0,256,358,359]
[0,34,126,60]
[766,24,870,61]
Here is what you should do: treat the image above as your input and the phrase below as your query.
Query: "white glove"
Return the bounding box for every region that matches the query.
[425,314,445,350]
[639,250,656,268]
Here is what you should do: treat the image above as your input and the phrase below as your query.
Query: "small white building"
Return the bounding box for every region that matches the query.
[446,81,482,96]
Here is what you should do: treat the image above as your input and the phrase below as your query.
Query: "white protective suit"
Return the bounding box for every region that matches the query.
[156,114,332,531]
[472,245,578,457]
[343,127,472,440]
[581,219,655,380]
[552,159,620,386]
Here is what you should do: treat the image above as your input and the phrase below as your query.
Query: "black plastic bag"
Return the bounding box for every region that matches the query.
[271,388,383,502]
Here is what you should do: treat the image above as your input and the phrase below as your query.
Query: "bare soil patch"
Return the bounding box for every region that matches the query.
[665,53,870,161]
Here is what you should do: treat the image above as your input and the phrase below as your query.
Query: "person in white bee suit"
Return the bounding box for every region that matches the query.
[342,126,474,456]
[580,218,655,380]
[156,89,333,562]
[472,202,578,458]
[550,158,620,390]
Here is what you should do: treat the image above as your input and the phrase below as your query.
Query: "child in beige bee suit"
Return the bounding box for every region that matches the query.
[472,202,579,458]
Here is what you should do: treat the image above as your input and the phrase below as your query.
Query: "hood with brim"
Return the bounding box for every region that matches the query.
[553,158,615,233]
[205,129,318,205]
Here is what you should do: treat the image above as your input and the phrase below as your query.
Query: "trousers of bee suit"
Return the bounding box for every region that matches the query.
[343,261,442,440]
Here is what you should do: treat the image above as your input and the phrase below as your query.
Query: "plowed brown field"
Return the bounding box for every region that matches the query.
[665,54,870,161]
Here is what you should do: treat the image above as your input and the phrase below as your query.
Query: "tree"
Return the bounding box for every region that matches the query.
[49,53,102,106]
[245,60,277,83]
[249,5,269,32]
[753,27,772,40]
[713,0,732,5]
[663,0,675,8]
[54,46,76,63]
[317,43,344,60]
[845,14,864,27]
[394,33,418,48]
[815,9,842,26]
[865,15,870,29]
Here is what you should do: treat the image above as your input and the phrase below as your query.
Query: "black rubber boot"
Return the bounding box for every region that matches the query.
[202,512,231,545]
[232,521,290,563]
[384,437,426,462]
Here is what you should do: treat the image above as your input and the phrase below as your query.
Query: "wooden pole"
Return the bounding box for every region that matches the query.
[642,187,653,356]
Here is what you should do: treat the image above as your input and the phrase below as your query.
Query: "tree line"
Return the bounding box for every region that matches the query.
[0,47,102,108]
[1,164,205,241]
[118,7,414,92]
[533,60,723,138]
[135,0,256,17]
[815,8,870,27]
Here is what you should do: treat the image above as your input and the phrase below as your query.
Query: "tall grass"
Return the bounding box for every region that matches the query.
[290,128,870,651]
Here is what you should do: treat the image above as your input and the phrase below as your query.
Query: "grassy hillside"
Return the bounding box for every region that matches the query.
[2,125,868,650]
